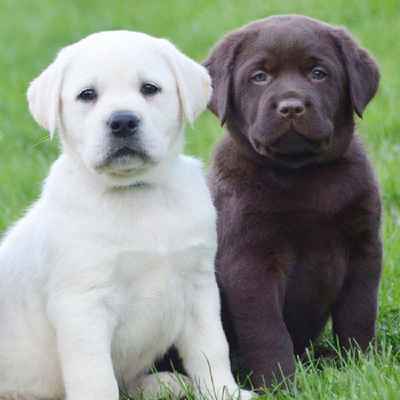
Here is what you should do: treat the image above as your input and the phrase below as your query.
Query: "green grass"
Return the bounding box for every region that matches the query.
[0,0,399,398]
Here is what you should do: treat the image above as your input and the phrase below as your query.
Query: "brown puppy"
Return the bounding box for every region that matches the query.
[204,15,382,388]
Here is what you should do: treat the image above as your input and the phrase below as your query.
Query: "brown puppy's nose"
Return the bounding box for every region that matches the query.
[278,99,305,118]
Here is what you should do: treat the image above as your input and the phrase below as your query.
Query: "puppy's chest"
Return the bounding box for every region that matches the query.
[273,213,351,302]
[94,191,214,254]
[110,241,213,380]
[99,197,214,368]
[113,261,187,364]
[107,209,210,324]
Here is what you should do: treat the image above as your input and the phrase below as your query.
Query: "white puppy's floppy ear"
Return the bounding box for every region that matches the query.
[159,39,212,124]
[27,47,71,138]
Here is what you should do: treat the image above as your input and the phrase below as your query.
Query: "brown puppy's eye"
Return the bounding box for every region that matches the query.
[77,88,97,102]
[250,70,269,84]
[310,66,327,81]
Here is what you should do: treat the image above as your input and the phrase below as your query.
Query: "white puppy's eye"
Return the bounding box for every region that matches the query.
[140,83,161,96]
[77,88,98,102]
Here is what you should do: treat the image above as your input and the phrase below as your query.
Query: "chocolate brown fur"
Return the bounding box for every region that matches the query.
[205,15,382,388]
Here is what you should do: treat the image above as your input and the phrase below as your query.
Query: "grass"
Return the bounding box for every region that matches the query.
[0,0,399,399]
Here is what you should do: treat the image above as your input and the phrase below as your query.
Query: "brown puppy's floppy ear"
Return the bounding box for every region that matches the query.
[203,31,246,125]
[332,28,380,118]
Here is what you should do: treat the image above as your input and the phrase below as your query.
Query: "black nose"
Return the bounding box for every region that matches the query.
[108,111,141,138]
[278,99,305,119]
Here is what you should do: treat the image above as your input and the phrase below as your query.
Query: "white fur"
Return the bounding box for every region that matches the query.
[0,31,253,400]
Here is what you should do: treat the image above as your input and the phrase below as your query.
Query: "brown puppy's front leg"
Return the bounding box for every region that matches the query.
[331,234,382,351]
[220,254,295,388]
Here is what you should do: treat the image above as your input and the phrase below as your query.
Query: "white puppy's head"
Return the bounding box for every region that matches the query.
[28,31,211,186]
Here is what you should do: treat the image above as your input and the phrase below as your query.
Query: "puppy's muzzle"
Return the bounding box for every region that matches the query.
[108,111,141,138]
[267,97,330,156]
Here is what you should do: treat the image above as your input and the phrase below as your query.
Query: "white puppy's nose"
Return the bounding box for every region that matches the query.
[108,111,141,138]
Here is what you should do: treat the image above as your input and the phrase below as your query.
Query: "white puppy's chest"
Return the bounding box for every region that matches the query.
[112,250,189,379]
[57,183,215,380]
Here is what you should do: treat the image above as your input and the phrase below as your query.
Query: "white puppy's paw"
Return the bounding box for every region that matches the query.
[215,386,257,400]
[131,372,191,399]
[237,389,257,400]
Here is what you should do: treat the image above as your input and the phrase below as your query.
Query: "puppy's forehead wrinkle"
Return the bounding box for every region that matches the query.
[255,33,333,56]
[64,34,173,93]
[65,65,172,108]
[234,37,340,76]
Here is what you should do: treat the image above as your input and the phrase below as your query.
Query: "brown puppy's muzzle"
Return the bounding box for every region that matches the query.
[267,93,331,147]
[249,86,334,167]
[270,97,329,155]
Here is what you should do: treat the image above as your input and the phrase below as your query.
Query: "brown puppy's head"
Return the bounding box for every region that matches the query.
[204,15,379,168]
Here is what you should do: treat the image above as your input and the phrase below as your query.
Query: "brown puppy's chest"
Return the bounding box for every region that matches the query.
[249,208,349,308]
[281,214,348,344]
[283,211,348,287]
[212,139,379,355]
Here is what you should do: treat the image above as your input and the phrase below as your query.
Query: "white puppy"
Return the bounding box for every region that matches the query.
[0,31,252,400]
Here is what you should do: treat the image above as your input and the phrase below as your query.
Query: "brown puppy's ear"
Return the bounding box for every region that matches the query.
[332,28,380,118]
[203,31,246,125]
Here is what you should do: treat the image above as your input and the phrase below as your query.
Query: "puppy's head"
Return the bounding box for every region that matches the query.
[28,31,211,186]
[205,15,379,168]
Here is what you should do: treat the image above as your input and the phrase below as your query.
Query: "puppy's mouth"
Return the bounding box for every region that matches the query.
[253,130,331,168]
[108,147,148,162]
[95,146,152,175]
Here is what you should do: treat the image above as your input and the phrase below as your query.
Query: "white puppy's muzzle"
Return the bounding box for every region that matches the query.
[94,110,152,175]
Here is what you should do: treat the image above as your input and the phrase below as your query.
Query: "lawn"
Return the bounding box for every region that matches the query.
[0,0,399,399]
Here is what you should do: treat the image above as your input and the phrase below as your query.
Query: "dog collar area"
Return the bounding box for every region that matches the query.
[112,181,150,191]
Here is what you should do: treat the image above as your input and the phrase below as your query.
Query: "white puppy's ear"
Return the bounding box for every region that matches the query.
[159,39,212,124]
[27,47,71,138]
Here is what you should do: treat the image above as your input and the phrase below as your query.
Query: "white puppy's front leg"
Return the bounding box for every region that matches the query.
[48,295,119,400]
[177,270,254,400]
